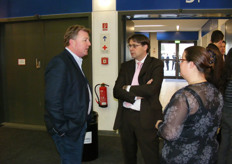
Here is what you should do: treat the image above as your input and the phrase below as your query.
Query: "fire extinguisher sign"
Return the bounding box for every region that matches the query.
[102,23,108,31]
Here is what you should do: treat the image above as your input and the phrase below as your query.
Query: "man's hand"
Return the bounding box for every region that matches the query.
[122,85,128,90]
[146,79,153,84]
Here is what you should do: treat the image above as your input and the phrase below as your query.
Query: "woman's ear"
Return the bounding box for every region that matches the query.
[189,61,196,69]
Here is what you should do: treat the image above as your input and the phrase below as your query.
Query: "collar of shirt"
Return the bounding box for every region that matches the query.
[65,47,83,70]
[135,54,147,68]
[65,48,92,114]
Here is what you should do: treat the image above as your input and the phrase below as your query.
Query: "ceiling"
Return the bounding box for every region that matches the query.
[127,10,232,33]
[133,19,209,32]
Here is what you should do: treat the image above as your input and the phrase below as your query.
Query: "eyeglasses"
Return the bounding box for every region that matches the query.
[179,59,187,63]
[127,44,141,49]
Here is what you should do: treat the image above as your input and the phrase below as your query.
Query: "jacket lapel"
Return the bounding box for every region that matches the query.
[65,49,86,80]
[138,55,152,84]
[128,60,136,84]
[139,55,150,77]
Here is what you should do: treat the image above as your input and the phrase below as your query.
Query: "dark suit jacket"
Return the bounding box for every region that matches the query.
[113,55,164,130]
[44,49,91,141]
[206,43,224,89]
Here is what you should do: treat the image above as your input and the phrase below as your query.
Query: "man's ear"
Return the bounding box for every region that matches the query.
[69,39,74,46]
[143,44,148,51]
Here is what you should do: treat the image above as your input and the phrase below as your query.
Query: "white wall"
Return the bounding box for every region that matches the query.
[92,0,118,131]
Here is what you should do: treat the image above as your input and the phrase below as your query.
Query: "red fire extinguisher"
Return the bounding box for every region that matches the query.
[94,83,109,108]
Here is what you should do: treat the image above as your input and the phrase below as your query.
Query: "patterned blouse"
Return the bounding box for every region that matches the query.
[158,82,223,164]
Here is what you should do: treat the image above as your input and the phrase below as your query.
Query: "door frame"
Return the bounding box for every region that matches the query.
[117,9,232,66]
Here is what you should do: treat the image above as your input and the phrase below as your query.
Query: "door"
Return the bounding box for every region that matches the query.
[2,17,90,125]
[4,21,45,124]
[159,41,195,79]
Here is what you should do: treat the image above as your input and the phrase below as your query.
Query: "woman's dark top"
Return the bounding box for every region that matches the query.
[158,82,223,164]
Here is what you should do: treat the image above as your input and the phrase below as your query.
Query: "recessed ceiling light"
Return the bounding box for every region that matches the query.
[134,25,165,27]
[133,15,149,18]
[176,25,180,31]
[139,30,166,32]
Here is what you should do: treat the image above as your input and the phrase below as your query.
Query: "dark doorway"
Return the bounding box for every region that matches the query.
[1,16,91,125]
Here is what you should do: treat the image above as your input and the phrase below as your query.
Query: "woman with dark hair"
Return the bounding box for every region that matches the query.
[218,48,232,164]
[156,46,224,164]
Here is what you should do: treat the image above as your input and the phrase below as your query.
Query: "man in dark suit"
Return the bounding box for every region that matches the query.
[206,30,224,90]
[44,25,92,164]
[113,34,164,164]
[207,30,224,56]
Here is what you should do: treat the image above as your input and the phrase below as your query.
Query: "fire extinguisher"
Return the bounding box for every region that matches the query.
[94,83,109,108]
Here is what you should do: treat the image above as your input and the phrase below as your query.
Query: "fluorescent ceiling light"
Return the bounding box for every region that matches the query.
[161,14,178,18]
[139,30,166,32]
[133,14,149,18]
[134,25,165,27]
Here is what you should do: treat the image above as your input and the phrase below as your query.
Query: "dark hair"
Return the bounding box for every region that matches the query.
[211,30,224,43]
[184,46,211,73]
[127,34,150,53]
[64,25,90,47]
[184,46,224,91]
[222,40,226,44]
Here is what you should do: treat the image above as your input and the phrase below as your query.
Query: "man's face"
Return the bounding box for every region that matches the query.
[220,42,226,55]
[215,40,223,51]
[128,40,147,61]
[70,30,91,57]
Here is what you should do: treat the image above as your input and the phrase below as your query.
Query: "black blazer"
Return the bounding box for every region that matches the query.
[44,49,91,141]
[113,55,164,130]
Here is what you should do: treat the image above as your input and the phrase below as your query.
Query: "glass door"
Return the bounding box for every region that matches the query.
[159,41,196,79]
[160,43,176,77]
[178,43,195,76]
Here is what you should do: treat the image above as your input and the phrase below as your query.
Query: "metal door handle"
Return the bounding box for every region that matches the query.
[36,58,41,69]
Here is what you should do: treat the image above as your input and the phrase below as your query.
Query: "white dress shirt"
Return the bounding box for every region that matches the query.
[65,47,92,115]
[123,55,147,111]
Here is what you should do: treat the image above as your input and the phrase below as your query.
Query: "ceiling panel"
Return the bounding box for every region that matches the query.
[133,19,209,32]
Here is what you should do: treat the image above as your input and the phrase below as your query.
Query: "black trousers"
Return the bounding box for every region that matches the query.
[119,109,160,164]
[218,107,232,164]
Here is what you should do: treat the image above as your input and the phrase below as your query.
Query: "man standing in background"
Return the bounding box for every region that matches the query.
[113,34,164,164]
[207,30,224,143]
[207,30,224,56]
[44,25,92,164]
[206,30,224,90]
[220,40,226,61]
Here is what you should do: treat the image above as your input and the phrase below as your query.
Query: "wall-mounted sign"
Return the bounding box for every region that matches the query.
[100,33,110,53]
[186,0,200,3]
[102,23,108,31]
[18,59,26,66]
[117,0,232,11]
[101,57,108,65]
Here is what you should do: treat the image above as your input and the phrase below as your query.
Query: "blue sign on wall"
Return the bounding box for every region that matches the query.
[0,0,92,18]
[157,32,198,41]
[1,0,232,19]
[117,0,232,11]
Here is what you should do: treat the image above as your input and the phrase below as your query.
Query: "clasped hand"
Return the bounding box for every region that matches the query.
[122,79,153,99]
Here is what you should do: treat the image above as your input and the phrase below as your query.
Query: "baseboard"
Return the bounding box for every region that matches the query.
[1,122,120,137]
[1,122,46,131]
